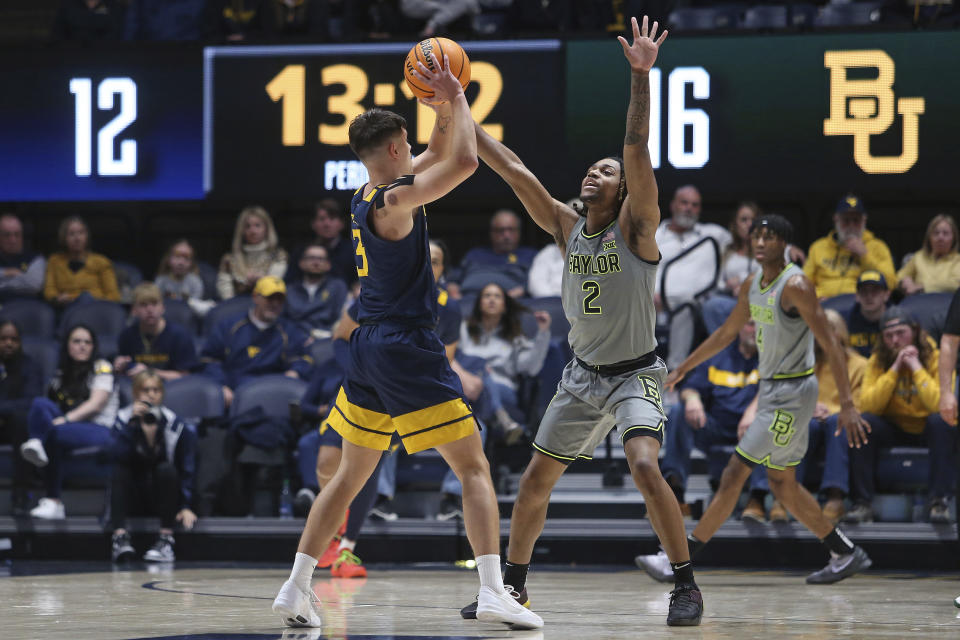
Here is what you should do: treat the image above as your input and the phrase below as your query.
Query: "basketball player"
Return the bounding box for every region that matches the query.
[460,17,704,626]
[636,214,874,584]
[272,53,542,630]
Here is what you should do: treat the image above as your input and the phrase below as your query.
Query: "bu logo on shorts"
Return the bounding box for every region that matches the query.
[769,409,796,447]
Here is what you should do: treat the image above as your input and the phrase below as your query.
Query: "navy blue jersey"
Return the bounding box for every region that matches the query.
[347,286,459,346]
[118,321,198,372]
[351,176,437,327]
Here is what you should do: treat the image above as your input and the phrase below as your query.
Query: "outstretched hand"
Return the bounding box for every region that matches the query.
[409,53,463,104]
[836,405,871,448]
[617,15,668,72]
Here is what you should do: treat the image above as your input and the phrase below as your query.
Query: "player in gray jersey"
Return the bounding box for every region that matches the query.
[637,214,873,585]
[459,17,703,627]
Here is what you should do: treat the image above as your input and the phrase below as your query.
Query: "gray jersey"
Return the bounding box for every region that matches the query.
[748,262,815,379]
[562,217,658,366]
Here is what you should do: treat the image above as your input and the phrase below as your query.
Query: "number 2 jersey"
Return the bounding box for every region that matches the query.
[561,217,659,366]
[350,175,438,328]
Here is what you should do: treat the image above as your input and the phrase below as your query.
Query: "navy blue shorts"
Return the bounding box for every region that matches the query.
[325,324,476,453]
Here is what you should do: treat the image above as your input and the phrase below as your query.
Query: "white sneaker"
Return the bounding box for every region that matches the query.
[20,438,48,467]
[635,550,673,583]
[273,579,322,628]
[476,585,543,629]
[30,498,65,520]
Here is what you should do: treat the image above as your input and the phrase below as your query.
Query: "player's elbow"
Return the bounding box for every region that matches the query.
[454,154,479,175]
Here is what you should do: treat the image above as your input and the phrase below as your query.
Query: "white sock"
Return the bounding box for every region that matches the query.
[476,554,504,591]
[290,552,317,591]
[338,538,356,552]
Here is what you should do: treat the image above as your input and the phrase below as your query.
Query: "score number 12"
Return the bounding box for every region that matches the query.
[266,63,503,147]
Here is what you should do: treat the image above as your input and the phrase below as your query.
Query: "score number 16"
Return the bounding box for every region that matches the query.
[266,63,503,147]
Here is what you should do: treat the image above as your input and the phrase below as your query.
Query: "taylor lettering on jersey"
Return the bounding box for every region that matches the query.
[568,252,622,275]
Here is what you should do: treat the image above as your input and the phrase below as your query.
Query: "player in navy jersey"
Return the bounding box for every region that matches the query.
[272,53,542,630]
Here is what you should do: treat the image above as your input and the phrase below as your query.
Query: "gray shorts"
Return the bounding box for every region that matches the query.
[533,358,667,464]
[736,376,817,470]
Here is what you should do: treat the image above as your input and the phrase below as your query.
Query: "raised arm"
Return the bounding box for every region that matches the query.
[475,123,579,250]
[411,101,453,174]
[617,15,667,263]
[666,274,753,389]
[783,274,870,447]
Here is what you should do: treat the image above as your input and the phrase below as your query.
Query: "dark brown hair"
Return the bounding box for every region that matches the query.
[466,283,528,342]
[348,109,407,159]
[873,322,934,371]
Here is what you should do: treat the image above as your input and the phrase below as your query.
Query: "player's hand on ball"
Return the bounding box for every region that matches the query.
[837,405,870,448]
[410,53,461,104]
[618,15,668,72]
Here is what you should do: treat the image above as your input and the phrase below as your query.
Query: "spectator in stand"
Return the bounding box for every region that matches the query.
[796,309,867,523]
[452,209,537,299]
[155,239,214,316]
[897,214,960,295]
[846,306,956,523]
[43,216,121,306]
[20,324,119,519]
[843,270,891,358]
[0,213,45,301]
[284,242,349,339]
[654,185,730,369]
[660,320,776,521]
[211,0,271,40]
[108,370,197,563]
[268,0,328,36]
[124,0,213,40]
[940,288,960,428]
[804,194,897,298]
[0,320,45,514]
[399,0,479,37]
[52,0,125,41]
[115,283,198,381]
[526,199,577,299]
[217,206,288,300]
[286,199,357,289]
[200,276,311,406]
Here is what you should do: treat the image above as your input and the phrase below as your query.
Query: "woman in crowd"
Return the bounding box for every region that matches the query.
[43,216,121,305]
[897,214,960,295]
[156,238,215,316]
[217,206,288,300]
[109,370,197,563]
[20,324,119,519]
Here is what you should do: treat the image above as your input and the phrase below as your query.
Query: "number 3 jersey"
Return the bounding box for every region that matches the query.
[350,175,438,328]
[561,217,659,366]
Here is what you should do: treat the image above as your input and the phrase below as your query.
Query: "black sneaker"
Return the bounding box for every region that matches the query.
[460,586,529,620]
[293,487,316,518]
[806,545,872,584]
[111,531,136,563]
[667,584,703,626]
[369,496,398,522]
[143,534,175,562]
[436,493,463,522]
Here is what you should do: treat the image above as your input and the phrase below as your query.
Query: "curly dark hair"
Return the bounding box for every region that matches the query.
[466,283,528,342]
[873,321,934,371]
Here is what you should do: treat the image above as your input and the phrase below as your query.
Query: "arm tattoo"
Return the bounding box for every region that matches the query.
[436,115,451,134]
[624,71,650,146]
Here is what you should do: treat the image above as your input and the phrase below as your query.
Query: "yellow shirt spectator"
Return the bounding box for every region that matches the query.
[44,252,121,303]
[897,214,960,295]
[859,335,940,435]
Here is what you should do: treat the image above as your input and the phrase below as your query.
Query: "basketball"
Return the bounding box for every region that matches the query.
[403,37,471,101]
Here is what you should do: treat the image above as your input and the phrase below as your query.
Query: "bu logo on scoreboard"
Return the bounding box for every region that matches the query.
[822,50,925,175]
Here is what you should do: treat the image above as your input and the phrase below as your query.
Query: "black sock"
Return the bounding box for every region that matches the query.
[822,527,856,556]
[503,561,529,592]
[687,534,705,558]
[671,561,695,586]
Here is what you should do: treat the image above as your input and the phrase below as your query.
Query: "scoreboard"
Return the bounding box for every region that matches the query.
[0,32,957,204]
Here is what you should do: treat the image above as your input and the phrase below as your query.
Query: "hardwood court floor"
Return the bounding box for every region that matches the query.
[2,563,958,639]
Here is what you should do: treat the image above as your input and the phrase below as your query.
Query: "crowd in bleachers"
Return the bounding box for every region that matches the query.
[1,190,958,563]
[41,0,960,45]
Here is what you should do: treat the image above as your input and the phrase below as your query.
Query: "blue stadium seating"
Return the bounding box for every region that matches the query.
[21,336,59,387]
[163,298,198,336]
[741,4,788,29]
[899,292,952,341]
[0,298,56,339]
[821,293,856,316]
[231,374,307,418]
[164,374,225,421]
[59,300,128,341]
[815,1,883,27]
[202,295,252,336]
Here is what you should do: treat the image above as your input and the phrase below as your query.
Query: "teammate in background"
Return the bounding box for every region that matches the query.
[637,215,874,585]
[937,288,959,607]
[271,53,541,630]
[460,17,703,626]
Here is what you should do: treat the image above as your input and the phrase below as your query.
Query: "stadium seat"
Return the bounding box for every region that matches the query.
[164,375,225,421]
[821,293,856,316]
[523,296,570,340]
[231,374,308,418]
[202,295,252,335]
[0,298,55,339]
[815,1,883,26]
[669,4,745,30]
[308,338,334,366]
[741,4,788,29]
[113,260,143,290]
[899,292,952,342]
[789,3,818,27]
[196,261,220,301]
[21,336,59,387]
[117,375,133,407]
[163,297,198,336]
[59,300,128,340]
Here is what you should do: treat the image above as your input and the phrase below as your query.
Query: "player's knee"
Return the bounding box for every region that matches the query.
[766,472,794,498]
[517,466,554,501]
[719,459,751,489]
[628,455,661,493]
[453,454,491,485]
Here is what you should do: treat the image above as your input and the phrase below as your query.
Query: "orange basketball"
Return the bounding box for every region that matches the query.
[403,37,471,101]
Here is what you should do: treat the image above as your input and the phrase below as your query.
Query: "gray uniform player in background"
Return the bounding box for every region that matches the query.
[637,214,874,585]
[459,17,704,627]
